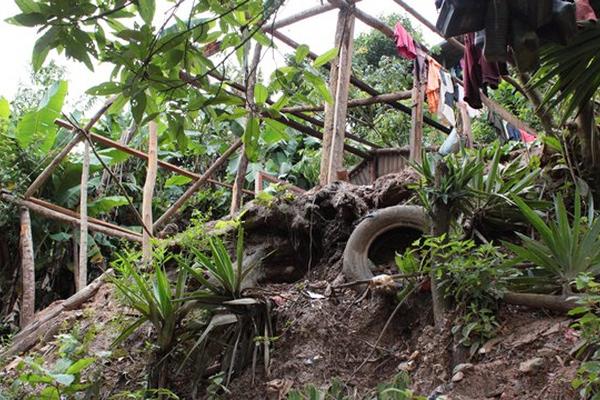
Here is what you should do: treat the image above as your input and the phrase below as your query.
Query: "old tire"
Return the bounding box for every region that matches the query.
[342,205,430,283]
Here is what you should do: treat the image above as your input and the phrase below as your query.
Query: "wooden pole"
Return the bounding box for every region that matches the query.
[231,43,263,216]
[280,91,412,113]
[2,192,143,242]
[320,9,346,185]
[266,4,337,31]
[268,29,452,135]
[142,121,158,265]
[202,70,381,149]
[327,10,355,184]
[19,207,35,328]
[24,97,115,198]
[76,141,90,292]
[409,62,425,163]
[154,139,243,231]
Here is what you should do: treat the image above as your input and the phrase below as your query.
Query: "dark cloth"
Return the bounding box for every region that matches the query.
[506,123,521,141]
[462,32,507,109]
[484,0,509,62]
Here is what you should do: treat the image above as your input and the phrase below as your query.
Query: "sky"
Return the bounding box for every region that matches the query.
[0,0,441,103]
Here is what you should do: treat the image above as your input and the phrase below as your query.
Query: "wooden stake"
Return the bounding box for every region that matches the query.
[327,10,355,184]
[231,43,263,216]
[24,97,115,198]
[19,207,35,328]
[320,8,348,185]
[142,121,158,265]
[153,139,243,231]
[76,141,90,292]
[409,62,425,163]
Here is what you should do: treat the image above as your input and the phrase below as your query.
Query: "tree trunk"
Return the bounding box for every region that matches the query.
[19,207,35,328]
[231,42,263,215]
[77,140,90,292]
[142,121,158,266]
[430,160,450,330]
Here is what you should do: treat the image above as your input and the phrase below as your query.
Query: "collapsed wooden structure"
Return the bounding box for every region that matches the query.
[7,0,540,328]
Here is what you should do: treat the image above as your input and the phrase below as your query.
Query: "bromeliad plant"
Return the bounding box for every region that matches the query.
[506,190,600,295]
[109,246,188,389]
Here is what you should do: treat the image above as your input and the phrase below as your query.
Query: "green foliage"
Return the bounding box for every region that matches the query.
[569,274,600,399]
[13,333,102,400]
[109,247,187,353]
[15,80,67,153]
[286,373,425,400]
[396,236,519,356]
[506,190,600,293]
[533,24,600,124]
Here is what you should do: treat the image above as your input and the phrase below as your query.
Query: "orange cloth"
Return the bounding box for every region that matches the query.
[426,56,442,114]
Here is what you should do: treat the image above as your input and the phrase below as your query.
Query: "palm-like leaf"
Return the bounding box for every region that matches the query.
[532,23,600,123]
[507,191,600,292]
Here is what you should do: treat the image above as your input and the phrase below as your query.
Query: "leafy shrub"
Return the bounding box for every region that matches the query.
[507,190,600,294]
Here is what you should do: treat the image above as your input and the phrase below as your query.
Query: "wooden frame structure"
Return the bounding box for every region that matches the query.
[8,0,541,328]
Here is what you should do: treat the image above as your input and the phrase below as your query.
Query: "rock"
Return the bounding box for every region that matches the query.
[519,357,544,374]
[451,371,464,382]
[398,360,416,372]
[453,363,474,375]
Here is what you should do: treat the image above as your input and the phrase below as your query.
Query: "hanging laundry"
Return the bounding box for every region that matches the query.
[484,0,509,63]
[506,123,521,141]
[456,85,481,118]
[415,47,428,81]
[576,0,598,20]
[438,70,456,126]
[426,56,442,114]
[519,128,537,143]
[462,32,506,109]
[394,23,417,60]
[439,129,461,156]
[488,111,508,141]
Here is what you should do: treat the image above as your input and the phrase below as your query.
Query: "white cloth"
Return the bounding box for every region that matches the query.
[438,70,456,126]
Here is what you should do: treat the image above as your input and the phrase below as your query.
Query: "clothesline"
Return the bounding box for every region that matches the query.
[393,20,538,146]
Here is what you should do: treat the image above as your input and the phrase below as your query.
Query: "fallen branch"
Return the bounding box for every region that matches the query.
[503,291,580,313]
[0,271,112,359]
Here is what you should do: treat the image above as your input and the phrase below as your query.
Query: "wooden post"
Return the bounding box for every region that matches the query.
[458,102,473,148]
[19,207,35,328]
[142,122,158,266]
[320,8,355,185]
[409,62,425,163]
[76,141,90,292]
[328,10,355,184]
[231,43,263,216]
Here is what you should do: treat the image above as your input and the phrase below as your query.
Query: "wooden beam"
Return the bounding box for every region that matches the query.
[2,192,142,242]
[280,91,412,113]
[181,71,371,159]
[76,141,90,292]
[19,207,35,328]
[153,139,243,231]
[142,121,158,265]
[268,29,452,135]
[24,97,115,198]
[28,197,140,237]
[267,4,337,31]
[54,119,253,196]
[203,70,381,149]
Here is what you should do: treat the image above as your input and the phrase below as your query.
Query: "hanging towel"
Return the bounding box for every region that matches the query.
[438,70,456,126]
[394,23,417,60]
[519,129,537,143]
[576,0,598,20]
[426,56,442,114]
